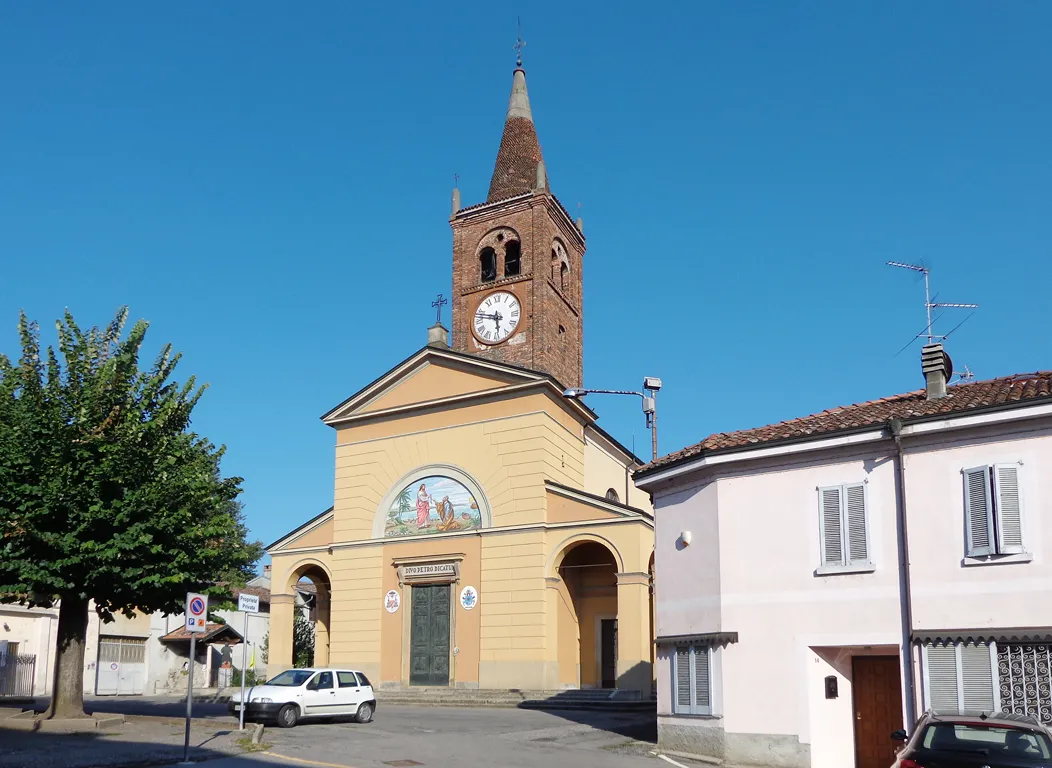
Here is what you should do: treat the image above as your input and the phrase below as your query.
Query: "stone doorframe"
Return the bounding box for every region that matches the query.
[393,554,464,688]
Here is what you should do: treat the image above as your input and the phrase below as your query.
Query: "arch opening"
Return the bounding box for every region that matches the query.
[554,540,619,689]
[480,247,497,283]
[504,240,521,277]
[286,563,331,669]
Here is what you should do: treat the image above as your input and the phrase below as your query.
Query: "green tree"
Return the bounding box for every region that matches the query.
[392,487,412,523]
[0,308,262,718]
[293,613,315,668]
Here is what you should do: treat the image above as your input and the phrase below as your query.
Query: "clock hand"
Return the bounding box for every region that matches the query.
[475,312,500,321]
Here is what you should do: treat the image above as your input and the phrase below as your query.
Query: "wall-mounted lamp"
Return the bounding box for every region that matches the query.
[679,531,692,547]
[2,623,9,632]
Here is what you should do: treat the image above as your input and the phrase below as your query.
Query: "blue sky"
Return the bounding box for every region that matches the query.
[2,3,1049,553]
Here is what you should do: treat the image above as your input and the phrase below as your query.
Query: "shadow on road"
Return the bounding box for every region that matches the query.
[18,695,231,720]
[514,697,657,744]
[0,728,238,768]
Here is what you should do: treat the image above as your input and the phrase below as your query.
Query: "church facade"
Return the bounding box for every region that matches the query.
[266,62,655,693]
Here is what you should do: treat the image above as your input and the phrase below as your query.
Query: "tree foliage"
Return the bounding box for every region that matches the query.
[293,613,315,669]
[0,308,262,716]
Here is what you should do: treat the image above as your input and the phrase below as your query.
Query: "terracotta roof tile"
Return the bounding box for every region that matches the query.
[638,371,1052,477]
[488,116,548,201]
[160,623,244,644]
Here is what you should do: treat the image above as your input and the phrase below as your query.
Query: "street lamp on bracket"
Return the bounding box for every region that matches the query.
[562,377,662,462]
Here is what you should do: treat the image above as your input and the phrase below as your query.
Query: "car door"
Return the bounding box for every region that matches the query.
[335,671,364,713]
[300,671,338,716]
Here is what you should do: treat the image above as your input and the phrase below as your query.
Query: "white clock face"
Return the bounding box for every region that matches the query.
[473,291,520,345]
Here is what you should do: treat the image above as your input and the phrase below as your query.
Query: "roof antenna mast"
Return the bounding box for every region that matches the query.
[887,261,978,346]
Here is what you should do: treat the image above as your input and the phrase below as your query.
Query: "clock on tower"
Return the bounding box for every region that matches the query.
[449,63,585,388]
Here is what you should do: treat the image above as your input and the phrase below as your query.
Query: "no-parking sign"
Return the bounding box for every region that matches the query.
[185,592,208,633]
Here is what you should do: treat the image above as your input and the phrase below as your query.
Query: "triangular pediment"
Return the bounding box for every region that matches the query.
[322,347,556,426]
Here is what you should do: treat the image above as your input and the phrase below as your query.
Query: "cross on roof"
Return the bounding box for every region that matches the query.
[514,19,526,67]
[431,294,448,325]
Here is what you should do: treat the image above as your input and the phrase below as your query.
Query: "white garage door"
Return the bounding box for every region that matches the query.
[95,637,146,695]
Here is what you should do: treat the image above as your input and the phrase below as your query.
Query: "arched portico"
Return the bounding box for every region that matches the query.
[267,558,333,676]
[546,534,653,694]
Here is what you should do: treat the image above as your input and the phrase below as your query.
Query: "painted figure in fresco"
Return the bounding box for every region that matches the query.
[416,484,432,528]
[436,496,459,532]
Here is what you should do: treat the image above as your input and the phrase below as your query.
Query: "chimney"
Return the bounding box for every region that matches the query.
[263,564,271,577]
[428,323,450,348]
[921,343,953,400]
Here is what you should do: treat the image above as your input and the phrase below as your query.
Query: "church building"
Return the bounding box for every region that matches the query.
[266,60,655,693]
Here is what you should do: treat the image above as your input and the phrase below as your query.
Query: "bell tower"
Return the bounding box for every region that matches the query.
[449,61,586,388]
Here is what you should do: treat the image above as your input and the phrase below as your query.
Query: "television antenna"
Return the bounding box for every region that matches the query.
[887,261,978,347]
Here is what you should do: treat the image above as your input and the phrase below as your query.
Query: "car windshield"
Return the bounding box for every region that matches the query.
[921,723,1052,760]
[264,670,315,687]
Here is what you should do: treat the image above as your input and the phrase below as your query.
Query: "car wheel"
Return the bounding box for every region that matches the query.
[277,704,299,728]
[355,702,374,724]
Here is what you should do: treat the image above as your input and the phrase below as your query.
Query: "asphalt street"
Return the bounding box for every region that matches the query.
[242,704,657,768]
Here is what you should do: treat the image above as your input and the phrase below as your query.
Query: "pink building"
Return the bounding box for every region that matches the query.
[635,344,1052,768]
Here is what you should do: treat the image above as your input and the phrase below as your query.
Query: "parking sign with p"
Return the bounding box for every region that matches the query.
[185,592,208,633]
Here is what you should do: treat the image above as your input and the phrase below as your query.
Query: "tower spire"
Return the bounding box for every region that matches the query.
[487,52,549,202]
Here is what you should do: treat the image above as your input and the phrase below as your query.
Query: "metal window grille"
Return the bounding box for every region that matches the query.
[98,636,146,665]
[997,643,1052,723]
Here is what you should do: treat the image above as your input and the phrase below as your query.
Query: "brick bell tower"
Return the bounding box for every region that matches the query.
[449,59,586,389]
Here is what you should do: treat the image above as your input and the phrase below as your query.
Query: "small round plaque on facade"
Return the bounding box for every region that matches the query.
[459,585,478,610]
[384,590,400,613]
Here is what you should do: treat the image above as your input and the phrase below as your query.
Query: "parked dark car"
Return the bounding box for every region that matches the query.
[891,710,1052,767]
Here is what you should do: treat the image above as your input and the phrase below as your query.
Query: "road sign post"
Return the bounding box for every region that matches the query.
[182,592,208,765]
[236,593,260,731]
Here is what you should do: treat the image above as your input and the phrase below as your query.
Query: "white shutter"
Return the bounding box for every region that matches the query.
[675,647,691,711]
[960,642,995,711]
[820,486,844,566]
[845,483,868,563]
[993,464,1024,554]
[926,644,960,712]
[964,466,994,557]
[693,647,711,711]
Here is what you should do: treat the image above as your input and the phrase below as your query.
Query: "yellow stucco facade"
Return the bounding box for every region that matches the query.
[266,348,655,692]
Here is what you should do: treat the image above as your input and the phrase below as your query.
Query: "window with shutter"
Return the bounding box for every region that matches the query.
[675,647,691,710]
[671,645,712,715]
[924,641,996,713]
[960,642,995,711]
[845,483,868,563]
[964,466,994,557]
[820,487,843,566]
[925,644,960,712]
[993,465,1024,554]
[963,464,1026,557]
[818,483,870,569]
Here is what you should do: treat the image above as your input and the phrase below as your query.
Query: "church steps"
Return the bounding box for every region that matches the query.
[373,687,655,712]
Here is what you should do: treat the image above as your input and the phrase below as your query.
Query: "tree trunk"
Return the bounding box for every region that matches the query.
[43,595,90,719]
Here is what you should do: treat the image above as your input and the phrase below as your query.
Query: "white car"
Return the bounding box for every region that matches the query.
[228,668,376,728]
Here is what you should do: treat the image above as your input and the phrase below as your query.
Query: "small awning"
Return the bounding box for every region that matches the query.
[913,627,1052,645]
[160,623,244,645]
[656,631,739,647]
